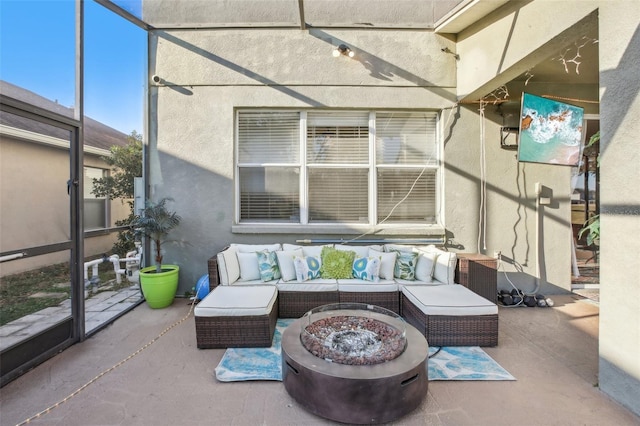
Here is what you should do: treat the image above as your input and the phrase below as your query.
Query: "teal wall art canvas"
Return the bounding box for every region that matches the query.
[518,92,585,166]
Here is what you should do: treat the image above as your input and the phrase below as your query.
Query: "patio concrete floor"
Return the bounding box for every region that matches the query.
[2,294,639,426]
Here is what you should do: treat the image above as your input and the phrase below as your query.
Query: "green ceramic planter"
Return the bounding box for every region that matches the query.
[139,265,179,309]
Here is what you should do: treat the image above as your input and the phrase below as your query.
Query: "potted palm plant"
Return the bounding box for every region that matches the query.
[132,197,182,308]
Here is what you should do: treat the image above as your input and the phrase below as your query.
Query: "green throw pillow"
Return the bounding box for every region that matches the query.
[320,247,356,279]
[392,250,419,280]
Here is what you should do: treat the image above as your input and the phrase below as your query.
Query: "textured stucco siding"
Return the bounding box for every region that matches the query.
[597,1,640,416]
[149,28,462,288]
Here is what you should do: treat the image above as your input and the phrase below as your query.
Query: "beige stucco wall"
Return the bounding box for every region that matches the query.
[597,1,640,415]
[453,0,640,415]
[148,28,462,283]
[0,136,130,276]
[149,24,595,296]
[456,2,599,100]
[454,2,600,297]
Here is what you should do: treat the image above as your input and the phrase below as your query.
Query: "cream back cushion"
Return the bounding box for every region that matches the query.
[282,244,333,257]
[416,246,457,284]
[415,251,438,282]
[217,247,240,285]
[383,244,415,253]
[236,252,261,281]
[276,249,304,281]
[335,244,383,258]
[231,243,281,253]
[434,251,457,284]
[368,249,397,280]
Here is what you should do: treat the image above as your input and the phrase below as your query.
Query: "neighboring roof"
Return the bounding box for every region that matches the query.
[0,80,129,151]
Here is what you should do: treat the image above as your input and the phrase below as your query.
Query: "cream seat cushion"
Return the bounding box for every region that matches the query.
[230,280,278,286]
[402,284,497,316]
[194,285,277,317]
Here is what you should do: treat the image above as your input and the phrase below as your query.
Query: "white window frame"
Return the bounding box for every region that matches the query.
[234,109,444,235]
[83,166,109,230]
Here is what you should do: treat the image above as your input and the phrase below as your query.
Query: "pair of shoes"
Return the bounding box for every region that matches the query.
[535,294,554,307]
[498,289,522,306]
[523,295,537,307]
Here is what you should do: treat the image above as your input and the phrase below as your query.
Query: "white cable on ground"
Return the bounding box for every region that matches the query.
[16,280,206,426]
[496,254,524,308]
[496,253,553,308]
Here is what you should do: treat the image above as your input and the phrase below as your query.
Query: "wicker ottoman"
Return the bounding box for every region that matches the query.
[195,285,278,349]
[401,284,498,347]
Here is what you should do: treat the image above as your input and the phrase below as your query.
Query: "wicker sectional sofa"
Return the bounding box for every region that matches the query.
[205,243,499,346]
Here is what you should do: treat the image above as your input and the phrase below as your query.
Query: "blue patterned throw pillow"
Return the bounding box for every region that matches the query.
[293,256,322,282]
[257,250,281,281]
[392,250,419,280]
[352,256,381,282]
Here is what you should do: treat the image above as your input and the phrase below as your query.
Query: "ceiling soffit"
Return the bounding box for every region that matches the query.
[107,0,472,30]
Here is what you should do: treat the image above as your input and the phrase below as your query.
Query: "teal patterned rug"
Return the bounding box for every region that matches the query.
[214,319,515,382]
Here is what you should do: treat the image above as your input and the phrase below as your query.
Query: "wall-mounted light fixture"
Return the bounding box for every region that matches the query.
[332,44,355,58]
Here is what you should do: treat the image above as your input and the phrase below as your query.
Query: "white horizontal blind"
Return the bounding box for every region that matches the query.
[238,112,299,164]
[239,167,300,222]
[308,168,369,223]
[307,112,369,164]
[84,167,107,230]
[306,112,370,223]
[377,169,437,223]
[375,112,438,224]
[376,112,438,165]
[238,111,300,222]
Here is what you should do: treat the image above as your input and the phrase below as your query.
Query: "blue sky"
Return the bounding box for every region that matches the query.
[0,0,146,135]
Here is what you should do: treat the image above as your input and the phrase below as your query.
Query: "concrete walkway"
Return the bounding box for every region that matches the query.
[1,294,638,426]
[0,283,142,352]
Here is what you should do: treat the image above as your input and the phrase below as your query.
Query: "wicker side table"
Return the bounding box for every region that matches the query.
[455,254,497,303]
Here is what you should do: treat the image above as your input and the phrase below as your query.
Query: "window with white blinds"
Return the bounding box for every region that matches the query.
[375,112,439,224]
[306,112,370,223]
[377,169,437,223]
[376,112,438,165]
[238,112,300,164]
[309,168,369,223]
[238,112,300,222]
[237,110,440,226]
[307,112,369,165]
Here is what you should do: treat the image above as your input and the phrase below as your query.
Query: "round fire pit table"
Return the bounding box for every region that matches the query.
[281,303,429,424]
